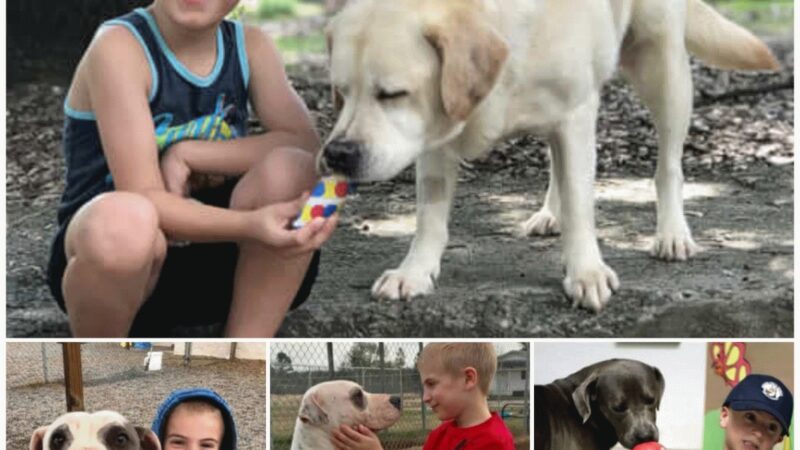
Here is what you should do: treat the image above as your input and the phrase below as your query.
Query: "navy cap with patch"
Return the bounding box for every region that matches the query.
[723,374,793,436]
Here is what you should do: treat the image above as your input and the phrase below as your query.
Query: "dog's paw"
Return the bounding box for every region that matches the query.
[563,261,620,313]
[520,209,561,236]
[371,268,437,301]
[651,232,701,261]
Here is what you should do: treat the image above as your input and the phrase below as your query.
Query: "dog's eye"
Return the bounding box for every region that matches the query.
[644,396,656,406]
[51,433,66,447]
[612,403,627,413]
[115,433,129,446]
[376,89,409,101]
[351,389,366,409]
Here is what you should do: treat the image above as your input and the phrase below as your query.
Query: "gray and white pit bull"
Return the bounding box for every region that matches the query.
[535,359,665,450]
[29,411,161,450]
[290,380,402,450]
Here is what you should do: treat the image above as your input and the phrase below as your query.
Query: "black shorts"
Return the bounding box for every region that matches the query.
[46,179,320,336]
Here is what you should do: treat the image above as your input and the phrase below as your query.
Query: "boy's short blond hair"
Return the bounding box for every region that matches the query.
[417,343,497,394]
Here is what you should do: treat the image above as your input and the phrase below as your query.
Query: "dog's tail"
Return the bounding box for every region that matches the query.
[685,0,779,70]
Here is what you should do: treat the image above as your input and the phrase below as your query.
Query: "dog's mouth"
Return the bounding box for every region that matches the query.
[741,439,760,450]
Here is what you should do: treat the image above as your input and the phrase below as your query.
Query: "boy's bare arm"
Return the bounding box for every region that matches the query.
[85,25,328,246]
[169,25,322,176]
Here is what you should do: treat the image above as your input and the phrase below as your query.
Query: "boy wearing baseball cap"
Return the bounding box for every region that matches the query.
[719,374,793,450]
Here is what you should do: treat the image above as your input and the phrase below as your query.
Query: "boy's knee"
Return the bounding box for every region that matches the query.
[231,147,317,209]
[67,192,162,274]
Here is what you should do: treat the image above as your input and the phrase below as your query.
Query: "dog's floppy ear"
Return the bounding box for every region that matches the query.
[299,392,329,426]
[29,426,48,450]
[424,9,509,121]
[572,373,599,424]
[135,426,162,450]
[652,366,665,411]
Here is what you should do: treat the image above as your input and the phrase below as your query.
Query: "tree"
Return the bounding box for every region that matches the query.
[346,343,380,368]
[274,351,293,373]
[392,347,407,368]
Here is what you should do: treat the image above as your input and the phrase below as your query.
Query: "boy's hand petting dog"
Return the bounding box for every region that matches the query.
[248,192,338,255]
[331,424,384,450]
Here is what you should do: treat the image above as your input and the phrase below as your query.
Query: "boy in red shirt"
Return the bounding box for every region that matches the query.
[331,343,516,450]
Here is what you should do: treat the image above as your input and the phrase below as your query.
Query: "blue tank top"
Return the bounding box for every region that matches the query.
[57,8,250,225]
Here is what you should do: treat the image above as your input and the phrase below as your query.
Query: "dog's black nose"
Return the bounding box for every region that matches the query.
[389,395,402,410]
[635,429,657,444]
[323,139,362,177]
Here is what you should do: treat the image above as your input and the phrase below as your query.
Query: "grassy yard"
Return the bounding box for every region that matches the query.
[276,32,326,60]
[714,0,794,35]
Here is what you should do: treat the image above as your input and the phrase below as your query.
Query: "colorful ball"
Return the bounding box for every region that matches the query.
[324,204,338,217]
[335,181,349,197]
[632,442,664,450]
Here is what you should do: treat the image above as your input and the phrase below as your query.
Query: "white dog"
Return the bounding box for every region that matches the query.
[29,411,160,450]
[290,380,402,450]
[319,0,778,311]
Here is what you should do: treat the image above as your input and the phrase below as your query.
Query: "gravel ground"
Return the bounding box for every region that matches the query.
[5,36,793,337]
[6,343,266,450]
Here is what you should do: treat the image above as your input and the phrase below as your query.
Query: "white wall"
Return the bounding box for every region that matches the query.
[534,342,705,450]
[492,369,526,395]
[172,343,266,360]
[234,343,267,360]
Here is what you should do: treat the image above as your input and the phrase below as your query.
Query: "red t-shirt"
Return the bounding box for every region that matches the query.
[423,412,516,450]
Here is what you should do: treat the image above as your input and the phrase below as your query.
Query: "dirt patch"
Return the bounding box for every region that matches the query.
[6,40,793,338]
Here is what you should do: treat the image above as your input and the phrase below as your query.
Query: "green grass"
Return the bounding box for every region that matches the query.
[294,1,324,17]
[275,31,326,62]
[713,0,794,35]
[256,0,297,20]
[240,0,324,21]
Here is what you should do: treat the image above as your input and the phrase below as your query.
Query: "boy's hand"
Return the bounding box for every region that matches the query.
[160,143,191,197]
[331,425,384,450]
[247,193,338,254]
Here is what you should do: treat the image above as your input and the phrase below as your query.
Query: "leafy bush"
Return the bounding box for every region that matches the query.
[257,0,298,19]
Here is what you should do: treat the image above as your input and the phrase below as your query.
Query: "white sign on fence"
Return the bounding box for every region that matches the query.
[145,352,163,371]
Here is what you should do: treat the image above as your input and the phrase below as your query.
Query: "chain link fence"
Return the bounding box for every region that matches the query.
[270,342,529,450]
[7,342,266,450]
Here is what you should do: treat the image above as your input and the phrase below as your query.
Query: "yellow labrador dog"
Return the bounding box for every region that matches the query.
[319,0,778,311]
[290,380,402,450]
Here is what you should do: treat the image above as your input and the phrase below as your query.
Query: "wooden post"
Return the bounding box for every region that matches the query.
[327,343,335,380]
[419,342,426,431]
[378,343,385,392]
[62,343,84,412]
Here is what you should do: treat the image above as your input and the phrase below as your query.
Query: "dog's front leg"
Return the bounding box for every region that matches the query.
[552,93,619,312]
[371,149,459,301]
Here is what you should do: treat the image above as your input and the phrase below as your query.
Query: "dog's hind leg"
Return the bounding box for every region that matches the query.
[371,149,459,301]
[521,145,561,236]
[621,7,700,261]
